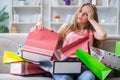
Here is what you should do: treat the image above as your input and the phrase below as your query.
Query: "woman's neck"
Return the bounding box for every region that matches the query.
[78,24,85,30]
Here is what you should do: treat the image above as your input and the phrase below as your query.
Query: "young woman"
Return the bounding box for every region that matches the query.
[33,3,106,80]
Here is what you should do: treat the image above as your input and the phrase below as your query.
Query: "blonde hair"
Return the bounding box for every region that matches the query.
[59,3,98,41]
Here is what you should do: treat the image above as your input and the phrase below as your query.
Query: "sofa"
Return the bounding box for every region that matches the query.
[0,33,120,80]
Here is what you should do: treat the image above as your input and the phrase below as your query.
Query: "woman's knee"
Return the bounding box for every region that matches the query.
[77,70,95,80]
[53,75,74,80]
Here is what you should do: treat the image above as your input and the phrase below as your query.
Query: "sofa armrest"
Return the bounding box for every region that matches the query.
[102,35,120,53]
[0,33,27,73]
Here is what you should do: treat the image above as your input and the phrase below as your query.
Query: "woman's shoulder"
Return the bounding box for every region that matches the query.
[57,23,71,33]
[61,23,71,27]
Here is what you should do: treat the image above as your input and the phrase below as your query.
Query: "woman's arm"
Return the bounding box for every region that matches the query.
[89,19,107,40]
[86,5,107,40]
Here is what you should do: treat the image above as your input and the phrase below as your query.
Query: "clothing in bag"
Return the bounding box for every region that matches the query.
[22,29,59,62]
[90,47,120,71]
[76,48,112,80]
[17,44,23,57]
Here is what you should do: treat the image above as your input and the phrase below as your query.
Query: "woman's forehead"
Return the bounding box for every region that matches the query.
[81,6,87,12]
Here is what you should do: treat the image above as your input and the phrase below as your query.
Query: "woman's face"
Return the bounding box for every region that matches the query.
[77,6,88,26]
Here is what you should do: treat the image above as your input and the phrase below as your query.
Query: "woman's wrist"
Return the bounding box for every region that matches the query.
[89,19,96,23]
[89,19,99,26]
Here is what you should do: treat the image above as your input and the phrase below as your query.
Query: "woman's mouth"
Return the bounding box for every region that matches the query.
[78,17,82,21]
[79,17,82,19]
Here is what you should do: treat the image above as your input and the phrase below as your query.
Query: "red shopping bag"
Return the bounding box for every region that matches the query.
[22,29,59,62]
[10,62,46,75]
[54,36,90,61]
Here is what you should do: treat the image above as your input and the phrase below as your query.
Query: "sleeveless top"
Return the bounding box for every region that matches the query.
[62,29,94,58]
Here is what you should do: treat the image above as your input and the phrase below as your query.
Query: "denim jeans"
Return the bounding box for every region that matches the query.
[53,58,95,80]
[53,70,95,80]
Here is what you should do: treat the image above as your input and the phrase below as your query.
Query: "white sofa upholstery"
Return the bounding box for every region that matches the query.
[0,33,120,80]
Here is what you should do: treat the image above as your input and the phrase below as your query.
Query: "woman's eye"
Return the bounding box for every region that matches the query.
[79,10,82,13]
[83,13,88,16]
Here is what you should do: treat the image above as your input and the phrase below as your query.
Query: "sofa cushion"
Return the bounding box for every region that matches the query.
[0,33,27,73]
[0,74,53,80]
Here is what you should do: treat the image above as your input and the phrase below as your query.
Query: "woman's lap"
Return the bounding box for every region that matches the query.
[53,70,95,80]
[53,58,95,80]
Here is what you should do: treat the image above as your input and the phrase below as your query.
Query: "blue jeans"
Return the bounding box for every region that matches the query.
[53,58,95,80]
[53,70,95,80]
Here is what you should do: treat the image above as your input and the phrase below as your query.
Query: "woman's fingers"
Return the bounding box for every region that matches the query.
[34,22,44,30]
[85,5,94,20]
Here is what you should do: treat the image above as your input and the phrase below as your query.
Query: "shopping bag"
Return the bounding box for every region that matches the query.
[3,51,24,64]
[53,61,81,74]
[54,36,90,61]
[90,47,120,71]
[35,61,81,75]
[10,62,46,75]
[22,29,59,62]
[115,41,120,55]
[113,41,120,77]
[76,48,112,80]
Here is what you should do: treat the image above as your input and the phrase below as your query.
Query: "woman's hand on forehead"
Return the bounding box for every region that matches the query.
[84,5,94,20]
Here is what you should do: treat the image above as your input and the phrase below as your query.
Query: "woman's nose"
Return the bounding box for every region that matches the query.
[79,13,83,17]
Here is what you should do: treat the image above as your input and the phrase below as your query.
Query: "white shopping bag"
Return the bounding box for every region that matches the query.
[90,47,120,71]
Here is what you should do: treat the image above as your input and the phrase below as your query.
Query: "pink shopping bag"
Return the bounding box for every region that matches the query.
[54,36,90,61]
[10,62,46,75]
[22,29,59,62]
